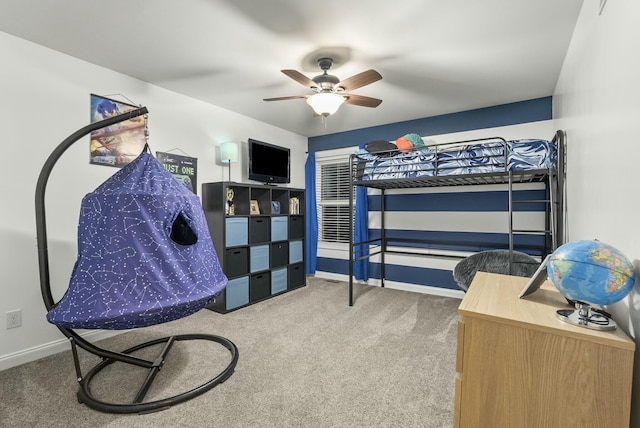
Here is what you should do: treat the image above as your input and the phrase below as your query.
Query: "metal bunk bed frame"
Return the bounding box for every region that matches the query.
[347,130,566,306]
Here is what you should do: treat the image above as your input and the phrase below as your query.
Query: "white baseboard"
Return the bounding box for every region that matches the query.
[312,272,465,299]
[0,330,121,371]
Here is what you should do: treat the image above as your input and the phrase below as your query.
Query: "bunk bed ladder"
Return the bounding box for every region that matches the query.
[509,171,559,266]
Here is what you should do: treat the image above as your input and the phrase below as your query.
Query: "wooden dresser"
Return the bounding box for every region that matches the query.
[454,272,635,428]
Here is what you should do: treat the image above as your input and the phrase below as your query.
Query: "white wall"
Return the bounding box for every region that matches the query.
[553,0,640,425]
[0,31,307,370]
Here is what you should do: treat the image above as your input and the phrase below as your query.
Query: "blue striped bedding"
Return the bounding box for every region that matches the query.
[354,139,556,181]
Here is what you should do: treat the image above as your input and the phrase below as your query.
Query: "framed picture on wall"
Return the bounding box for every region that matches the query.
[89,94,147,168]
[156,151,198,194]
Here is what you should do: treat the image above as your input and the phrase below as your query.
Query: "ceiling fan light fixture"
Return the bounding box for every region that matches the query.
[306,92,345,116]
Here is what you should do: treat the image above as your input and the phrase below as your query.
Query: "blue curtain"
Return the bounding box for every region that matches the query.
[354,166,369,281]
[305,152,318,274]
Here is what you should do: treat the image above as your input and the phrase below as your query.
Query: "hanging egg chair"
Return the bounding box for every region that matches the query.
[35,107,238,414]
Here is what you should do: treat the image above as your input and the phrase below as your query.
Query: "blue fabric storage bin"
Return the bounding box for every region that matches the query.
[271,216,288,242]
[271,267,288,294]
[226,276,249,310]
[289,240,303,264]
[226,217,248,247]
[250,244,270,273]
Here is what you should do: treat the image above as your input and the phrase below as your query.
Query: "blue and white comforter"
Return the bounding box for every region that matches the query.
[354,139,556,181]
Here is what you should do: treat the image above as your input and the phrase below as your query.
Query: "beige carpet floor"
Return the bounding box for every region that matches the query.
[0,277,461,427]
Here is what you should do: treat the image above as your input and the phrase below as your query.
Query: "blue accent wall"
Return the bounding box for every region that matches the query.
[316,259,461,290]
[308,97,552,152]
[371,264,461,290]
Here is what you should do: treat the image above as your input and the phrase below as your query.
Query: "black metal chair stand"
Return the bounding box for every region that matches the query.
[35,107,238,414]
[69,331,238,414]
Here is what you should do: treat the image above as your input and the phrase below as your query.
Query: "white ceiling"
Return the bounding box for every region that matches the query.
[0,0,583,137]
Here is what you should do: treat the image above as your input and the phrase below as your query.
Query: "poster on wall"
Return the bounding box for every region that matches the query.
[89,94,147,168]
[156,151,198,194]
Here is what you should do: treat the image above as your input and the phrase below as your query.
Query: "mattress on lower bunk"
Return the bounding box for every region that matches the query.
[354,139,556,181]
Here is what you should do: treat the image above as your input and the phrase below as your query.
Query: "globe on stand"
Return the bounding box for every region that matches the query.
[547,239,635,331]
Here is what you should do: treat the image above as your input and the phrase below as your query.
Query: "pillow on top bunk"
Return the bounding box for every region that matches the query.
[396,133,426,153]
[365,140,399,157]
[395,136,412,153]
[405,133,426,149]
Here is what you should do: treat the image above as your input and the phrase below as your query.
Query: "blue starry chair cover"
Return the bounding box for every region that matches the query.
[47,152,227,330]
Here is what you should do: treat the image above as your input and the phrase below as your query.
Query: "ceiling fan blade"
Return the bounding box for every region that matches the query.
[263,95,308,102]
[338,69,382,92]
[344,94,382,108]
[281,70,318,89]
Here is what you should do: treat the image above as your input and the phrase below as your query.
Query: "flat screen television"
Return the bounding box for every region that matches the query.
[248,138,290,184]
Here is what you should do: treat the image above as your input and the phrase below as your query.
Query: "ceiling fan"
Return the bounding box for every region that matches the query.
[263,57,382,117]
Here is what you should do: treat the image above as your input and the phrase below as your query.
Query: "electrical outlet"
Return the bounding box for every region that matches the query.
[6,309,22,329]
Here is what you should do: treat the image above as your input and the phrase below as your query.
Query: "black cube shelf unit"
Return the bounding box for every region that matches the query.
[202,182,306,313]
